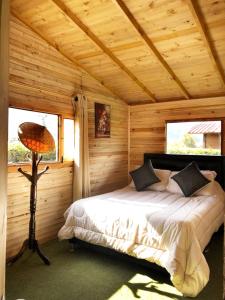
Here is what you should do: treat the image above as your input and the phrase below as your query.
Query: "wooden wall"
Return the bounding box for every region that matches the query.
[130,97,225,170]
[8,15,128,258]
[0,0,9,297]
[7,164,73,258]
[87,92,128,196]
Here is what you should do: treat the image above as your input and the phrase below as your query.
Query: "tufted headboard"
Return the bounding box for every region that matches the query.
[144,153,225,189]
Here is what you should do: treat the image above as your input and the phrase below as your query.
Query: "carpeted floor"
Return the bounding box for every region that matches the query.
[6,229,223,300]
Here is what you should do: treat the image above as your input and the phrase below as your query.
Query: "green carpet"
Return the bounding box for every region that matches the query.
[6,229,223,300]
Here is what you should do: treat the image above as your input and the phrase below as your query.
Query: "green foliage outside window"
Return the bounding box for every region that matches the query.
[8,142,56,163]
[183,133,196,148]
[167,147,220,156]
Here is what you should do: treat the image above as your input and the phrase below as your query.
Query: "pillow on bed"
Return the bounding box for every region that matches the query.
[195,170,217,196]
[167,169,217,196]
[129,161,160,191]
[195,180,216,196]
[130,168,171,192]
[167,162,213,197]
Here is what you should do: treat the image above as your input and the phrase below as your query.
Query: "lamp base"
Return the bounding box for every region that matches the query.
[7,239,50,266]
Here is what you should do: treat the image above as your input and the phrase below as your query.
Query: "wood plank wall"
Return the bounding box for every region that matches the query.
[130,97,225,170]
[0,0,9,297]
[86,92,128,196]
[8,15,128,258]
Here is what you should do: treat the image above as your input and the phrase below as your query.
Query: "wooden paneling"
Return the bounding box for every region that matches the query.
[51,0,156,102]
[8,16,128,257]
[130,96,225,170]
[186,0,225,89]
[121,0,225,99]
[8,17,77,257]
[0,0,9,298]
[7,165,73,258]
[9,15,118,118]
[87,91,128,195]
[10,0,225,103]
[114,0,190,100]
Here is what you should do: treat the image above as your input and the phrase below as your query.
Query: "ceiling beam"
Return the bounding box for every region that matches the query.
[113,0,191,100]
[51,0,156,102]
[11,11,128,103]
[186,0,225,90]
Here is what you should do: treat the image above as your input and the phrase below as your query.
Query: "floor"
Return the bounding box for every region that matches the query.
[6,229,223,300]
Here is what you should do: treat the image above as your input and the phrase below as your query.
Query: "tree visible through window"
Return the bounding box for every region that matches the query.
[166,121,221,155]
[8,108,58,163]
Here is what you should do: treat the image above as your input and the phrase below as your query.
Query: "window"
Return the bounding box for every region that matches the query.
[63,118,75,161]
[8,108,59,164]
[166,120,221,155]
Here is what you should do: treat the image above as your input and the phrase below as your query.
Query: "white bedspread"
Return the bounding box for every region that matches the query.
[58,182,224,297]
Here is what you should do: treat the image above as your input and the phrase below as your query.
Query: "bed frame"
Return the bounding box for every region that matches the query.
[144,153,225,189]
[70,153,225,272]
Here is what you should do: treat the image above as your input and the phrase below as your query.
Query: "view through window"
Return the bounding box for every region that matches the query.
[8,108,59,163]
[64,118,75,161]
[166,120,221,155]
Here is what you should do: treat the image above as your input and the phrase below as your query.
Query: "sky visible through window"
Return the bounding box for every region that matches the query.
[9,108,58,143]
[8,108,58,163]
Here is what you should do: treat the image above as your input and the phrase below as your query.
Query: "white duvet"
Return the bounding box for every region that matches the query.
[58,182,225,297]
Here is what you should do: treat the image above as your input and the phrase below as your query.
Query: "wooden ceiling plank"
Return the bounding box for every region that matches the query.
[113,0,191,100]
[51,0,156,102]
[11,11,128,103]
[186,0,225,90]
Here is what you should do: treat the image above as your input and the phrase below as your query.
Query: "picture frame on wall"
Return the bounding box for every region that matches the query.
[95,102,111,138]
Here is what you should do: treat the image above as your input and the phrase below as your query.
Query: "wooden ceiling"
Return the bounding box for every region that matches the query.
[10,0,225,104]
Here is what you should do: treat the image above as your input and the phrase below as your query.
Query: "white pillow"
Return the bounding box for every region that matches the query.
[129,168,171,192]
[166,170,217,196]
[196,181,215,196]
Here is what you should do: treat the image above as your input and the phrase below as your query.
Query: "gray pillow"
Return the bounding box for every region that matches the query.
[171,162,210,197]
[129,160,160,191]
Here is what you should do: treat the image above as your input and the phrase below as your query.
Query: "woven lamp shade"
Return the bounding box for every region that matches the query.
[18,122,55,153]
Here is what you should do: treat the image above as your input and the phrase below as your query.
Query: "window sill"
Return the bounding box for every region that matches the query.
[8,161,73,173]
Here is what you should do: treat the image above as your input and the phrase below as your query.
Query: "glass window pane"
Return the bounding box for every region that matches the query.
[166,121,221,155]
[8,108,58,163]
[64,119,75,161]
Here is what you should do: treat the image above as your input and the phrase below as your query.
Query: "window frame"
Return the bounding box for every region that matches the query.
[165,117,225,156]
[8,106,74,167]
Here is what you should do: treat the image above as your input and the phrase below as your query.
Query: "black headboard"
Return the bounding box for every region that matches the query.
[144,153,225,189]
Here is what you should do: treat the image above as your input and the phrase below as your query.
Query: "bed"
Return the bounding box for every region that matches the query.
[58,153,225,297]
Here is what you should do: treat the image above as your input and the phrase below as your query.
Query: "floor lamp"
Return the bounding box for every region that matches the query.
[7,122,55,266]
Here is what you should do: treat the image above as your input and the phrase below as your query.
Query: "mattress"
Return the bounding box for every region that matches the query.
[58,182,225,297]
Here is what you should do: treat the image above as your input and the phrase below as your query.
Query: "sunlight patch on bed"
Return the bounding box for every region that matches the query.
[108,273,182,300]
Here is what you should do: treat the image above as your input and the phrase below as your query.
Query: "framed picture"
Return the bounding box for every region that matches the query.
[95,102,111,138]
